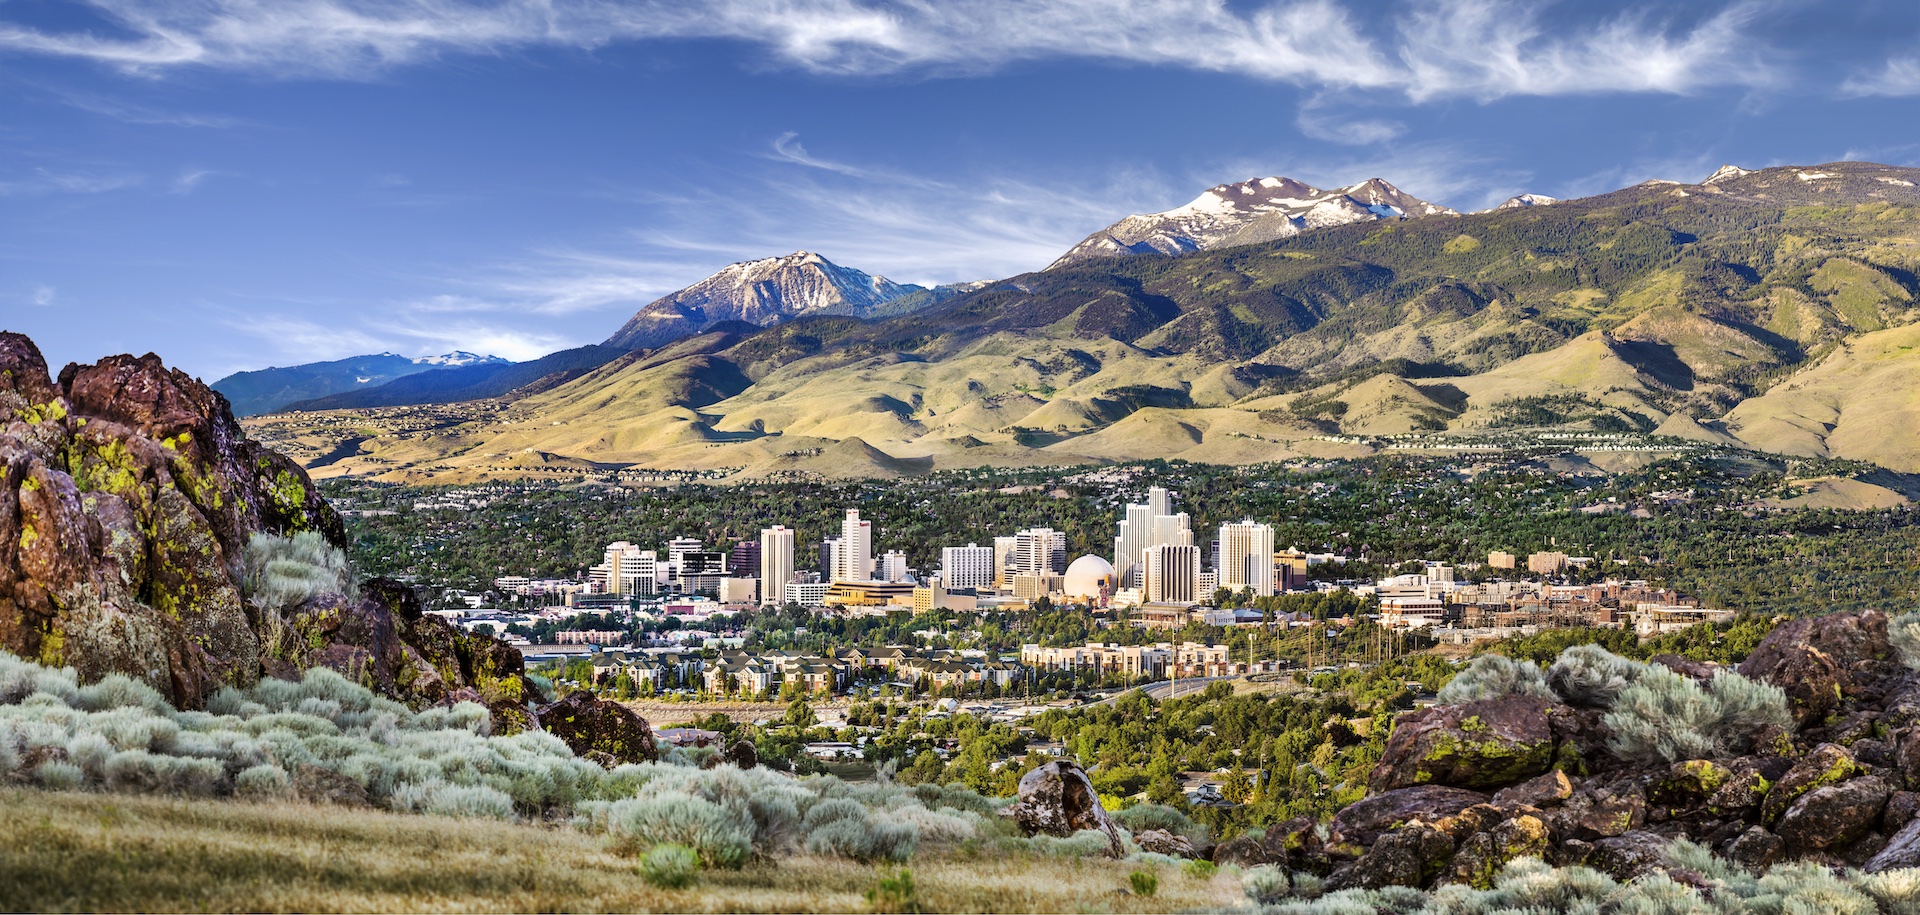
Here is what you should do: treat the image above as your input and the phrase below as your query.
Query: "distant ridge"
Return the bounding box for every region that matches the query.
[213,351,507,417]
[607,251,929,351]
[1048,176,1455,269]
[281,345,622,412]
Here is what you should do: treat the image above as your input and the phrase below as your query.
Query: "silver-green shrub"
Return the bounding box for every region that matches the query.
[1546,644,1647,708]
[1891,612,1920,671]
[1604,667,1791,764]
[34,760,84,790]
[240,531,356,615]
[1436,654,1555,705]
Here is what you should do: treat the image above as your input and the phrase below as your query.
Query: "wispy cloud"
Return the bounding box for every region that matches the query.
[30,285,56,307]
[1842,57,1920,97]
[0,0,1779,103]
[0,168,144,196]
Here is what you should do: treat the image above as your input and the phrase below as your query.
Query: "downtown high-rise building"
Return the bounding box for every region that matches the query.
[1114,486,1189,589]
[603,542,660,596]
[833,509,872,583]
[759,526,795,606]
[941,543,996,591]
[1013,527,1067,576]
[1143,543,1201,604]
[1217,520,1276,597]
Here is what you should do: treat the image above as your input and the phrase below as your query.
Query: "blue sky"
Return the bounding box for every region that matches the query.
[3,0,1919,379]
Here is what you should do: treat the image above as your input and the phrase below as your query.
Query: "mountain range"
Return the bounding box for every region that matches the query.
[1048,177,1455,268]
[241,161,1920,482]
[212,351,506,417]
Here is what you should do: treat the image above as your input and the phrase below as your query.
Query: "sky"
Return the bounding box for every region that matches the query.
[3,0,1920,380]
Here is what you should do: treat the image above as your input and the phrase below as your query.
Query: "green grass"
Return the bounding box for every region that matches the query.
[0,788,1243,913]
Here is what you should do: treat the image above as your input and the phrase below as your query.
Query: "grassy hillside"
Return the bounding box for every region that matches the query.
[0,788,1237,913]
[247,162,1920,480]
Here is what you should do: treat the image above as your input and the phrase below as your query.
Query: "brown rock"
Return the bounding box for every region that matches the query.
[1369,696,1561,792]
[1330,825,1455,890]
[1650,654,1721,682]
[1133,829,1197,858]
[1001,760,1125,857]
[1452,815,1551,889]
[1330,785,1489,847]
[536,691,658,764]
[1587,831,1672,881]
[1739,610,1895,727]
[1494,770,1576,809]
[1549,778,1647,841]
[1884,790,1920,832]
[1725,826,1784,869]
[1762,743,1859,825]
[1775,775,1892,851]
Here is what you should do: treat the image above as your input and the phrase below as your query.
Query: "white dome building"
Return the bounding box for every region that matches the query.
[1062,555,1114,604]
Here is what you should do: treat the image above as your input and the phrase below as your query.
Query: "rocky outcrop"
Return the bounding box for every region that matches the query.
[1368,696,1559,792]
[536,691,659,765]
[0,332,540,718]
[1317,610,1920,891]
[1738,610,1896,726]
[1001,760,1126,857]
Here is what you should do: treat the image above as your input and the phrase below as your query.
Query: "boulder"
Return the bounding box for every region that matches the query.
[1725,826,1784,870]
[727,739,760,769]
[1132,829,1197,858]
[1452,815,1550,889]
[1549,777,1647,841]
[1330,785,1489,847]
[1002,760,1125,857]
[1884,790,1920,832]
[536,691,658,765]
[1494,770,1576,809]
[1775,775,1892,851]
[1650,759,1734,807]
[1587,831,1673,882]
[1739,610,1895,726]
[1650,654,1721,682]
[1369,696,1561,792]
[1762,743,1859,824]
[1868,816,1920,872]
[1330,825,1455,890]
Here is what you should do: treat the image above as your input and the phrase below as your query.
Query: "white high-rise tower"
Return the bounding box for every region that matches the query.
[1114,486,1190,589]
[1218,520,1276,597]
[759,526,795,606]
[834,509,872,583]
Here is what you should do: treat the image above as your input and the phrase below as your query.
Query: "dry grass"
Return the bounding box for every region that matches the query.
[0,788,1244,913]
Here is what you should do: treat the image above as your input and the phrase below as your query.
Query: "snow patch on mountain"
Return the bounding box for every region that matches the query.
[1703,164,1752,184]
[1048,176,1455,270]
[415,351,508,367]
[1494,194,1557,209]
[606,251,926,350]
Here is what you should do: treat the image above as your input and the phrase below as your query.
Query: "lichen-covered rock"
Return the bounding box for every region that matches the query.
[1775,775,1891,851]
[1133,829,1196,858]
[1763,743,1860,824]
[1330,825,1455,890]
[1452,815,1550,889]
[0,332,541,715]
[1549,777,1647,841]
[1493,770,1576,809]
[1739,610,1895,727]
[1330,785,1489,848]
[1001,760,1125,857]
[1369,696,1561,792]
[536,691,658,765]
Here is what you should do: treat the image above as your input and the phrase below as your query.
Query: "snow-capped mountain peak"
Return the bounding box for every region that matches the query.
[1494,194,1558,210]
[414,351,508,367]
[1703,164,1752,185]
[1049,175,1455,269]
[605,251,927,350]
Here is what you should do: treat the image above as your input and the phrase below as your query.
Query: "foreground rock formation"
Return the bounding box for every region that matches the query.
[1003,759,1127,857]
[0,332,652,761]
[1217,610,1920,888]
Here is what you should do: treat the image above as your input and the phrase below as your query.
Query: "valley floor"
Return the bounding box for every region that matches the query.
[0,787,1241,913]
